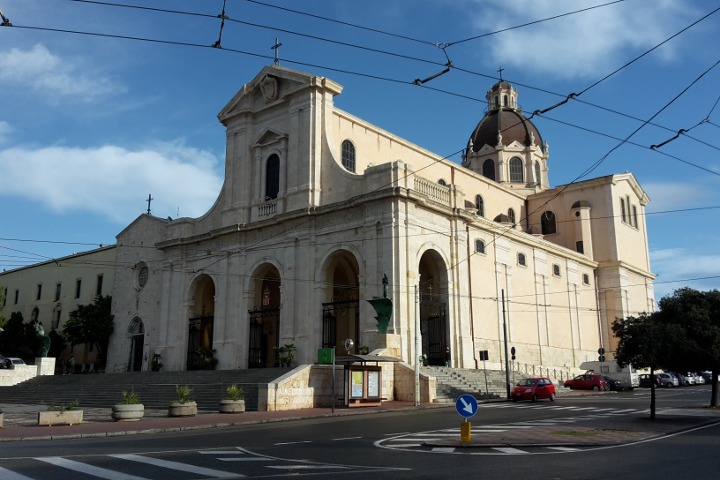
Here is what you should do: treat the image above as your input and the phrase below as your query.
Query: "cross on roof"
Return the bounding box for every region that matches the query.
[271,37,282,65]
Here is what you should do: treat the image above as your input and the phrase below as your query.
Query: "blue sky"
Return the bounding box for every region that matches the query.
[1,0,719,300]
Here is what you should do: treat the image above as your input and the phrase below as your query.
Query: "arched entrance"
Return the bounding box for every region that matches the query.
[419,250,450,366]
[247,265,281,368]
[127,317,144,372]
[187,275,216,370]
[321,251,360,352]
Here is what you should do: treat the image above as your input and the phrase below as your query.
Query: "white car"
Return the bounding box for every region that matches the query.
[657,373,679,387]
[6,357,27,369]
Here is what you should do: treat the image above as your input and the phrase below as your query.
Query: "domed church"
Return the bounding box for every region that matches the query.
[107,65,655,379]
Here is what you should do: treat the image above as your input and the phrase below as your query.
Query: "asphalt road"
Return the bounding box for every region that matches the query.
[1,386,718,479]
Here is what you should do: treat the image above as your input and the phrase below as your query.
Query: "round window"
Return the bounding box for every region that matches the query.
[136,263,149,289]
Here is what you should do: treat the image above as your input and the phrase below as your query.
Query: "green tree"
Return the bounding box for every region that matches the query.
[0,311,35,357]
[0,286,6,329]
[62,295,114,369]
[612,312,682,418]
[655,288,720,408]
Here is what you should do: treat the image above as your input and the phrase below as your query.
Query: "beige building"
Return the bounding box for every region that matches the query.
[106,66,655,375]
[0,246,116,369]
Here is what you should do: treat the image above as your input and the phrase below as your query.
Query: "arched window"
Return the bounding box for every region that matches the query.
[494,96,499,108]
[475,239,486,254]
[503,94,508,107]
[438,179,448,186]
[508,208,516,225]
[517,253,526,266]
[534,161,541,187]
[265,154,280,200]
[341,140,356,173]
[541,211,557,235]
[482,159,495,180]
[475,194,484,217]
[509,157,524,182]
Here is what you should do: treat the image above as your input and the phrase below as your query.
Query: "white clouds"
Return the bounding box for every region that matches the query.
[643,181,716,212]
[650,247,720,298]
[0,121,11,144]
[464,0,693,79]
[0,142,222,223]
[0,44,123,101]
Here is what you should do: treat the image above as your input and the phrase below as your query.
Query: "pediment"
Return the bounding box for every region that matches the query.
[218,65,343,125]
[253,128,288,149]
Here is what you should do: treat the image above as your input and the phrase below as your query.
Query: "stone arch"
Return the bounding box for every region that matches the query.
[126,316,144,372]
[186,274,216,370]
[417,248,451,366]
[319,249,361,353]
[247,262,282,368]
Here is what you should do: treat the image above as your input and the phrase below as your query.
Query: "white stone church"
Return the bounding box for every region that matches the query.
[106,65,655,375]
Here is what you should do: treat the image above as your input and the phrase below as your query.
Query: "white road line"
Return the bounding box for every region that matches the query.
[267,465,350,470]
[388,443,423,447]
[219,458,271,462]
[111,454,240,479]
[198,450,243,455]
[333,436,362,441]
[274,440,312,445]
[0,466,35,480]
[492,447,528,455]
[549,447,582,452]
[431,447,457,452]
[37,457,151,480]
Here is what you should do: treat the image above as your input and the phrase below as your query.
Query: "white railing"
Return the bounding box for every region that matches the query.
[258,199,278,219]
[413,177,451,206]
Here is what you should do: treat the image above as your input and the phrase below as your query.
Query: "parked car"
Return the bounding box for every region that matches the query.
[683,372,698,385]
[564,373,608,391]
[657,373,679,387]
[512,377,556,402]
[639,374,662,388]
[693,373,705,385]
[601,375,623,391]
[673,372,685,386]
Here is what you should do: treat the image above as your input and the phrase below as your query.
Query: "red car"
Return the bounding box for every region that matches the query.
[512,377,556,402]
[564,373,608,391]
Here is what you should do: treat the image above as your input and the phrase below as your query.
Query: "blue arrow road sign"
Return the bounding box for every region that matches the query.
[455,394,478,418]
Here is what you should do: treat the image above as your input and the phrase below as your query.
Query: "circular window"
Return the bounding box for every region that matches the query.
[136,262,149,289]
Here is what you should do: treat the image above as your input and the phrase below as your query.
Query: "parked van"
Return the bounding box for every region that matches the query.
[578,360,639,390]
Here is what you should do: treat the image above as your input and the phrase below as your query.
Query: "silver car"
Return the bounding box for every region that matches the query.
[657,373,679,387]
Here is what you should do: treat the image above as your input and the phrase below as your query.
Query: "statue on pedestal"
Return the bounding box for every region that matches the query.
[33,319,51,357]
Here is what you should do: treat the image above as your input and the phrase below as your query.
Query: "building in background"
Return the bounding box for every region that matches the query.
[106,66,655,374]
[0,246,116,371]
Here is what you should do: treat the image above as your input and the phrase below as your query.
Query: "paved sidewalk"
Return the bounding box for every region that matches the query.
[1,400,718,447]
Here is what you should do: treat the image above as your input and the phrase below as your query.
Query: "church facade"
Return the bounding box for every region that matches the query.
[106,66,655,374]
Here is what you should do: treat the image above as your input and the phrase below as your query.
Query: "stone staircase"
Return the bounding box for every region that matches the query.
[422,366,509,403]
[0,368,290,412]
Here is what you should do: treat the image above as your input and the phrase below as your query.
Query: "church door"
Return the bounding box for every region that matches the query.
[420,292,448,366]
[247,307,280,368]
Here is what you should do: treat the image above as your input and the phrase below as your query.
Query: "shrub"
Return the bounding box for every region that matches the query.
[175,385,194,404]
[120,387,141,405]
[224,384,244,401]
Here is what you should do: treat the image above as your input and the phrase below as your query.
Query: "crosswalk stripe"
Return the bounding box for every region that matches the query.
[492,447,527,454]
[37,457,150,480]
[110,454,240,479]
[549,447,581,452]
[0,466,35,480]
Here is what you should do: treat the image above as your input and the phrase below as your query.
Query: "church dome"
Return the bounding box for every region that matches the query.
[467,80,544,153]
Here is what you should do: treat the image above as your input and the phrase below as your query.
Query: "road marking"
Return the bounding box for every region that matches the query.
[492,447,527,454]
[333,436,362,440]
[111,454,240,479]
[198,450,243,455]
[549,447,582,452]
[218,457,269,462]
[274,440,312,445]
[267,465,350,470]
[0,466,35,480]
[432,447,456,452]
[37,457,151,480]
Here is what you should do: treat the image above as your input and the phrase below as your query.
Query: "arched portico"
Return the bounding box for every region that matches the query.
[187,274,216,370]
[247,263,281,368]
[320,250,360,352]
[418,249,450,365]
[127,316,144,372]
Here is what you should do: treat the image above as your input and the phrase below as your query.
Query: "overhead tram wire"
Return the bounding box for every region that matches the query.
[51,0,720,155]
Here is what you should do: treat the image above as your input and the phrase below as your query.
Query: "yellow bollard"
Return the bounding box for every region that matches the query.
[461,419,472,442]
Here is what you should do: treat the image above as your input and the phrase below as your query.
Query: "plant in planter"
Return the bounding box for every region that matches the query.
[219,384,245,414]
[111,387,145,422]
[168,385,197,417]
[151,353,163,372]
[273,343,296,367]
[38,400,83,426]
[196,348,218,370]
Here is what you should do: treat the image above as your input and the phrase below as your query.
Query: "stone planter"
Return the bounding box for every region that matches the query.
[168,401,197,417]
[38,409,83,426]
[219,399,245,414]
[0,412,4,428]
[111,403,145,422]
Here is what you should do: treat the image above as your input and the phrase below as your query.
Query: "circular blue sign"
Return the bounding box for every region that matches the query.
[455,394,478,418]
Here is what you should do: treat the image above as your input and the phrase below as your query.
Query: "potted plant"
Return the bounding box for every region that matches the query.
[111,387,145,421]
[196,348,218,370]
[219,384,245,413]
[151,353,163,372]
[273,343,296,367]
[38,400,83,426]
[168,385,197,417]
